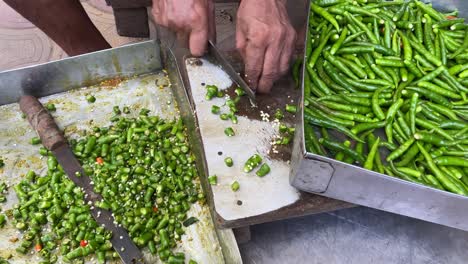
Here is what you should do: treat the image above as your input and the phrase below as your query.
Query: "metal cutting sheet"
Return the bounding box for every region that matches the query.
[184,59,300,222]
[0,73,226,263]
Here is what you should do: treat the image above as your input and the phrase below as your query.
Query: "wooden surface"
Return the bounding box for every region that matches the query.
[0,0,353,229]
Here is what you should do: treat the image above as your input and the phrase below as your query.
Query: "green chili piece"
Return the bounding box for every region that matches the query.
[311,3,340,31]
[396,167,422,179]
[434,157,468,167]
[220,113,229,120]
[231,181,240,192]
[285,104,297,114]
[417,81,461,100]
[0,214,6,227]
[364,137,380,171]
[417,142,467,195]
[183,217,199,227]
[372,87,386,120]
[45,103,56,112]
[224,157,234,167]
[86,95,96,103]
[274,109,284,120]
[387,138,416,162]
[30,137,41,145]
[244,154,263,173]
[256,164,270,177]
[309,29,334,69]
[224,127,235,137]
[208,175,217,185]
[409,93,419,134]
[319,138,365,164]
[304,125,324,155]
[211,105,220,114]
[331,27,348,55]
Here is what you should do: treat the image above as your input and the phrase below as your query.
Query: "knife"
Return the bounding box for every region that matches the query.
[155,23,256,102]
[19,95,145,264]
[207,40,256,101]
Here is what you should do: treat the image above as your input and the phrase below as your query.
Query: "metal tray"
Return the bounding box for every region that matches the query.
[0,40,241,263]
[290,0,468,232]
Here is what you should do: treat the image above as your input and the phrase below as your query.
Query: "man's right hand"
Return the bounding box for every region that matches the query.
[236,0,296,93]
[152,0,215,56]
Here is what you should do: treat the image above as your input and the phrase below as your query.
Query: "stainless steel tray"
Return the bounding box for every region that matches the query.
[290,0,468,232]
[0,40,241,263]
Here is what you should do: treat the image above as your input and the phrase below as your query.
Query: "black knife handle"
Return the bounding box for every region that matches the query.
[19,95,66,151]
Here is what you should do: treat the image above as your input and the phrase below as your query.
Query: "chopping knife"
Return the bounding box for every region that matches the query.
[207,40,256,101]
[19,95,145,264]
[155,24,256,103]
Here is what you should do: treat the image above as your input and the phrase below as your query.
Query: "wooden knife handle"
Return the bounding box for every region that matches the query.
[19,95,66,151]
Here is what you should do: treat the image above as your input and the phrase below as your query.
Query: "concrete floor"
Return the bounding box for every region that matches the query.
[2,1,468,264]
[241,206,468,264]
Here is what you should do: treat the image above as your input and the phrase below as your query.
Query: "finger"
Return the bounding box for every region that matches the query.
[152,0,167,26]
[154,0,170,27]
[258,41,283,93]
[187,4,209,56]
[151,0,162,23]
[279,28,297,75]
[189,26,209,56]
[244,41,267,91]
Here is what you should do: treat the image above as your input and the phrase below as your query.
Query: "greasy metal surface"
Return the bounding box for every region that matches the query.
[241,206,468,264]
[185,58,300,224]
[290,0,468,232]
[291,158,334,194]
[0,40,240,263]
[0,41,161,105]
[0,74,225,263]
[207,40,256,100]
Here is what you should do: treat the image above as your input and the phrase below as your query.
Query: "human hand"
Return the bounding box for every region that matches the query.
[152,0,215,56]
[236,0,296,93]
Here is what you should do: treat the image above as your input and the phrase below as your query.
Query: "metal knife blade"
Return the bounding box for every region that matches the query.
[54,146,145,264]
[207,40,256,101]
[155,23,256,102]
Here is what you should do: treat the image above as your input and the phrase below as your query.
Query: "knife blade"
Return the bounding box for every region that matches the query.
[19,95,145,264]
[155,22,256,102]
[207,40,256,101]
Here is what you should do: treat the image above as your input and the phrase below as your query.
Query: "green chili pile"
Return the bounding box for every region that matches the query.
[71,107,203,262]
[0,182,7,229]
[10,160,114,263]
[6,107,203,263]
[206,84,243,125]
[303,0,468,195]
[0,182,7,203]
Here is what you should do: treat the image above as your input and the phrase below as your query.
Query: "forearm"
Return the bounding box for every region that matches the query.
[5,0,110,56]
